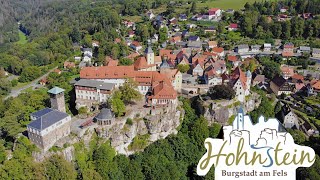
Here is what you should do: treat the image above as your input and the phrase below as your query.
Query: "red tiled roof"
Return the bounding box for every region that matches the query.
[292,74,304,81]
[126,52,140,60]
[282,52,294,57]
[159,49,173,57]
[212,47,224,53]
[107,59,118,66]
[230,67,247,89]
[64,61,75,68]
[312,81,320,90]
[152,81,177,99]
[229,23,238,29]
[228,55,238,62]
[80,66,135,79]
[134,57,155,70]
[131,41,141,47]
[280,66,294,76]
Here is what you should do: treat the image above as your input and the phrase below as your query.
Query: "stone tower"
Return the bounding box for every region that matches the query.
[145,40,156,71]
[48,86,66,113]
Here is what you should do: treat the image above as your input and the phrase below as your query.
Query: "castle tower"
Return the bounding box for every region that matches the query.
[48,86,66,113]
[145,40,156,71]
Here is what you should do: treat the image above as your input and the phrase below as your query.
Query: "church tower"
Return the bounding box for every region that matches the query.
[145,40,156,71]
[48,86,66,113]
[236,107,244,130]
[245,70,252,95]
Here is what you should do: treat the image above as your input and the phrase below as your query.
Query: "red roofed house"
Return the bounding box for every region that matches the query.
[291,74,304,83]
[64,61,76,69]
[208,8,221,20]
[312,81,320,93]
[223,67,252,102]
[227,55,240,68]
[228,23,238,31]
[212,47,225,57]
[39,78,48,85]
[128,30,135,38]
[282,43,294,58]
[107,59,118,67]
[54,69,62,75]
[280,66,294,79]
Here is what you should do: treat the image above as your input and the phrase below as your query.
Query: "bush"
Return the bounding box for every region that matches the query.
[11,79,18,87]
[208,85,235,100]
[126,118,133,126]
[78,107,88,114]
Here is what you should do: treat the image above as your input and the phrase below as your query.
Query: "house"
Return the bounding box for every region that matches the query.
[263,43,272,51]
[251,45,261,52]
[188,36,200,41]
[92,41,100,47]
[236,44,249,53]
[276,104,299,129]
[54,69,62,75]
[187,41,202,49]
[159,66,182,92]
[270,75,293,95]
[186,24,197,29]
[169,36,181,44]
[39,78,48,86]
[179,14,188,21]
[282,42,294,57]
[280,7,288,13]
[224,67,251,102]
[302,13,312,20]
[74,56,81,61]
[227,55,240,68]
[83,48,93,57]
[298,46,311,54]
[208,41,218,49]
[312,80,320,92]
[146,11,155,20]
[280,66,294,79]
[252,74,265,86]
[291,74,304,83]
[134,45,157,71]
[182,30,189,38]
[192,59,205,76]
[64,61,76,69]
[212,47,225,57]
[128,30,135,38]
[312,48,320,58]
[228,23,238,31]
[172,25,180,32]
[130,41,142,52]
[75,79,115,109]
[27,87,71,151]
[204,26,216,34]
[208,8,221,19]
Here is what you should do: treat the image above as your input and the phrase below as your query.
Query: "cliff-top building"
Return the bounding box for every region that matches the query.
[27,87,71,151]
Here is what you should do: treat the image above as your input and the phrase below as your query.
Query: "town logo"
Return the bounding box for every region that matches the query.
[197,108,315,180]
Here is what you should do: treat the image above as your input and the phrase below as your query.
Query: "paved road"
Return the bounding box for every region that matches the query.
[4,67,57,100]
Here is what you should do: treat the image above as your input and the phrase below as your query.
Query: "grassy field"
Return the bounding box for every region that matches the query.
[197,0,275,10]
[16,30,28,45]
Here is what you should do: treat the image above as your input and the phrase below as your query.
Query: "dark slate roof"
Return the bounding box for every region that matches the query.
[160,60,171,69]
[28,108,69,131]
[188,36,199,41]
[95,108,114,121]
[30,108,53,118]
[75,79,115,90]
[272,75,287,87]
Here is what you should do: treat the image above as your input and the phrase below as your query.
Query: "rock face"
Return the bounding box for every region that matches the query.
[96,103,184,156]
[195,92,261,125]
[33,146,74,162]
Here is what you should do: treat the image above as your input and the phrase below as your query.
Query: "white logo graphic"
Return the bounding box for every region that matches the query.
[197,108,316,180]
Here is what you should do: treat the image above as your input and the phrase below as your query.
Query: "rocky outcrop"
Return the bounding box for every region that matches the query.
[195,92,261,125]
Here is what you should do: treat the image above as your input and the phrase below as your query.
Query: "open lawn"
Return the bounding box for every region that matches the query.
[197,0,275,10]
[16,30,28,45]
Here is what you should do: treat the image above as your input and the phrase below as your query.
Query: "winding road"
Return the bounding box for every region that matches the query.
[4,67,58,100]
